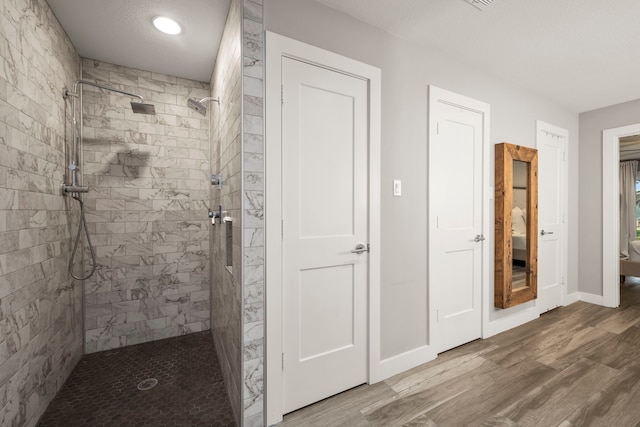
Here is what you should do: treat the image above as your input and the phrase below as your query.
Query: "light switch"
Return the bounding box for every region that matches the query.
[393,179,401,197]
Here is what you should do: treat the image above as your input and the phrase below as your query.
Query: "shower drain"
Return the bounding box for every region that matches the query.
[137,378,158,391]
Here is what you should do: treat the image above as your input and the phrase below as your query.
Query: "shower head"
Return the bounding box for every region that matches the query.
[187,96,220,116]
[187,97,207,116]
[130,102,156,115]
[64,80,156,115]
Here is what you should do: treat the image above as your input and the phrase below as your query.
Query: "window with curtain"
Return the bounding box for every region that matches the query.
[620,160,638,257]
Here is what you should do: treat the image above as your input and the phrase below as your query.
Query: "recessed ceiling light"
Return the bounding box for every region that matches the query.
[153,16,181,35]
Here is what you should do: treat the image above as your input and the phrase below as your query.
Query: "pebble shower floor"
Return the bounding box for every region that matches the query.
[37,331,235,426]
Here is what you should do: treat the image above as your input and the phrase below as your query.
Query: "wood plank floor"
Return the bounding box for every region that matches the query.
[282,279,640,426]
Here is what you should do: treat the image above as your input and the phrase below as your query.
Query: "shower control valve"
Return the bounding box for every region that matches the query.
[210,173,223,190]
[208,205,223,225]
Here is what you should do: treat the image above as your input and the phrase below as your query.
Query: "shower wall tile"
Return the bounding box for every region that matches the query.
[242,0,265,425]
[0,0,83,425]
[81,59,211,353]
[210,0,244,424]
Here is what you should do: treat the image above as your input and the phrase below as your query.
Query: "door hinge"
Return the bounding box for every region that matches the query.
[282,352,285,369]
[281,85,284,104]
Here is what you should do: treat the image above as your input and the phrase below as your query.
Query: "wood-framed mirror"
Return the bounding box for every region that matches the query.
[495,142,538,309]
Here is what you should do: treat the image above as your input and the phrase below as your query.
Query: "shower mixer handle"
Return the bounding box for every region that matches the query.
[62,184,89,194]
[208,205,223,225]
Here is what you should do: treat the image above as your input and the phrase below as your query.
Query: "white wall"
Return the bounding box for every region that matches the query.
[265,0,579,360]
[579,99,640,296]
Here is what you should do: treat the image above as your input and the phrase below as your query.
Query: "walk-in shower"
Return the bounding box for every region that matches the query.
[187,96,220,115]
[63,80,156,280]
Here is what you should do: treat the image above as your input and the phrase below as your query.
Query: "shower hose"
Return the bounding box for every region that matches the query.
[69,194,96,280]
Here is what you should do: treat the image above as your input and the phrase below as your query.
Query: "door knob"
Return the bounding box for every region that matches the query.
[541,230,554,236]
[473,234,485,242]
[351,243,369,254]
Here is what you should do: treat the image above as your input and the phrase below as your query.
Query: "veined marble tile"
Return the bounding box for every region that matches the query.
[244,190,264,211]
[96,336,127,352]
[243,247,264,267]
[112,300,142,313]
[244,301,263,323]
[96,313,128,329]
[243,356,263,400]
[243,1,262,23]
[243,18,262,42]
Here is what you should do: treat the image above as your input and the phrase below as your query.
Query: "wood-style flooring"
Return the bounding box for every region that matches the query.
[282,279,640,426]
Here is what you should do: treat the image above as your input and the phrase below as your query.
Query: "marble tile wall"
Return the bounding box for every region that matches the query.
[0,0,83,425]
[209,1,265,425]
[210,0,244,424]
[242,0,265,425]
[80,59,212,353]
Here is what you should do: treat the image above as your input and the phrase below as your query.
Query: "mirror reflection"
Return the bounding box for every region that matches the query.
[495,142,538,309]
[512,160,528,289]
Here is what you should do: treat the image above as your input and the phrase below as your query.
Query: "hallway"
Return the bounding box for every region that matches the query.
[283,280,640,426]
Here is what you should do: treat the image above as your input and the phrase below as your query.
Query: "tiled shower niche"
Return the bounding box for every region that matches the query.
[80,59,212,353]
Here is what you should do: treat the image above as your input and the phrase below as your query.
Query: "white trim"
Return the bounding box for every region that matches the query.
[376,346,437,380]
[483,306,538,338]
[579,292,605,306]
[368,68,383,383]
[564,292,580,306]
[265,32,381,425]
[536,120,569,307]
[265,32,284,427]
[602,123,640,308]
[428,86,490,352]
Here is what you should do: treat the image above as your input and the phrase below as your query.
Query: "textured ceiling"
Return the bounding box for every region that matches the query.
[46,0,231,82]
[315,0,640,113]
[45,0,640,111]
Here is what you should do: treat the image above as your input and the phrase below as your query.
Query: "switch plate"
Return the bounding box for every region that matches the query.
[393,179,401,197]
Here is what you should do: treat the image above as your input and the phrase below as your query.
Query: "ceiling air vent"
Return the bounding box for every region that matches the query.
[465,0,494,11]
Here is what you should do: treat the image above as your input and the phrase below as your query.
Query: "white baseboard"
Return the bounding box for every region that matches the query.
[371,345,436,383]
[578,292,604,305]
[483,307,539,339]
[563,292,580,305]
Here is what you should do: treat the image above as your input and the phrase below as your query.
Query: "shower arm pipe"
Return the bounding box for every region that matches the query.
[63,80,147,193]
[65,79,146,103]
[198,96,219,103]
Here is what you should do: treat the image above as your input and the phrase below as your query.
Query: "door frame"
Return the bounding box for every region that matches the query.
[427,86,490,351]
[265,32,381,425]
[602,123,640,308]
[535,120,569,310]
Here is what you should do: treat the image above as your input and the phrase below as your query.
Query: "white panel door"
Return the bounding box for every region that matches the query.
[281,57,368,414]
[537,124,566,313]
[430,98,484,353]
